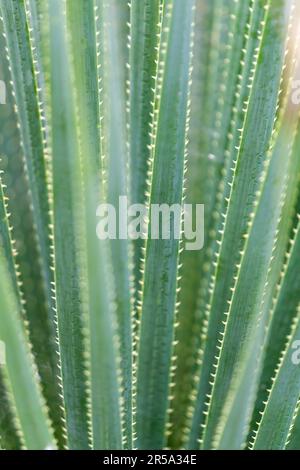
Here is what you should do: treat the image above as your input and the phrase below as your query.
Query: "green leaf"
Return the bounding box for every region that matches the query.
[0,247,54,450]
[248,112,300,444]
[286,389,300,450]
[188,0,281,448]
[170,0,253,448]
[136,0,195,450]
[0,369,22,450]
[66,0,123,450]
[47,0,90,449]
[251,309,300,449]
[0,172,23,450]
[0,0,52,327]
[207,103,300,450]
[95,0,133,449]
[189,0,289,449]
[0,0,65,446]
[129,0,161,301]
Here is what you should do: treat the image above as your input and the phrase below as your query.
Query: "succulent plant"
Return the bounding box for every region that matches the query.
[0,0,300,451]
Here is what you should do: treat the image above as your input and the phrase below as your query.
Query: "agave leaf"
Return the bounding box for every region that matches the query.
[286,388,300,449]
[94,0,133,449]
[208,9,300,447]
[0,0,52,326]
[47,0,90,449]
[129,0,162,447]
[0,170,25,450]
[253,214,300,448]
[0,177,19,295]
[136,0,195,449]
[0,54,55,448]
[199,0,290,450]
[0,247,54,450]
[24,0,50,124]
[188,0,281,448]
[0,369,22,450]
[66,0,123,450]
[251,308,300,449]
[169,0,226,447]
[129,0,161,299]
[0,0,50,235]
[0,0,65,445]
[249,85,300,445]
[170,0,253,448]
[210,103,300,450]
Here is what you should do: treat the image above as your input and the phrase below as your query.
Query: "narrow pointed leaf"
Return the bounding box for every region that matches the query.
[136,0,195,450]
